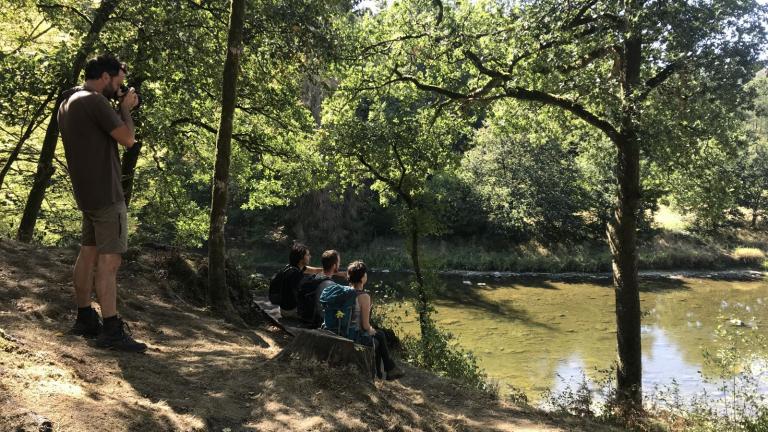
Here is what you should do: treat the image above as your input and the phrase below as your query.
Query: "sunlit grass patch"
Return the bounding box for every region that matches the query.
[732,247,766,266]
[653,205,691,232]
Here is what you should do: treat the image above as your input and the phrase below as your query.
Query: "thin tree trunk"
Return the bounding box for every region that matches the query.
[208,0,245,324]
[0,88,57,191]
[16,0,119,243]
[405,207,433,367]
[120,29,149,208]
[751,199,760,228]
[408,214,428,334]
[120,140,141,207]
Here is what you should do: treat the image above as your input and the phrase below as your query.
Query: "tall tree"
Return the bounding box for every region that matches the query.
[362,0,767,408]
[0,88,56,191]
[119,27,150,208]
[16,0,119,242]
[208,0,246,323]
[323,88,465,364]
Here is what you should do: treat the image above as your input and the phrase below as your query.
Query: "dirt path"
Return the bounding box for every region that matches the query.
[0,239,619,431]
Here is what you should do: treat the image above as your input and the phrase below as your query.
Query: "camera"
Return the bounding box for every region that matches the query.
[114,84,141,109]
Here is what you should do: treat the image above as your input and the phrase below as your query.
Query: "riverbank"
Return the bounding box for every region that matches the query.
[237,228,768,275]
[0,238,618,432]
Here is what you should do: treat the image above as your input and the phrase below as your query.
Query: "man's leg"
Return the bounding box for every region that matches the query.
[73,246,98,308]
[91,201,146,352]
[69,215,102,338]
[94,251,146,352]
[94,253,121,319]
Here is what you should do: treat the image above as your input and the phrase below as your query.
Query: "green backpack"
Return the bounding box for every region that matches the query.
[319,284,361,341]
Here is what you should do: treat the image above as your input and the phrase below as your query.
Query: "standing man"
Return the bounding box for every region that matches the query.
[60,54,146,352]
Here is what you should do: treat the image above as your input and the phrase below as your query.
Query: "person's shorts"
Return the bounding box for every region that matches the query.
[81,201,128,254]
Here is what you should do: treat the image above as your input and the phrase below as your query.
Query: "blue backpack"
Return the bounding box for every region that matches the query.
[319,284,360,341]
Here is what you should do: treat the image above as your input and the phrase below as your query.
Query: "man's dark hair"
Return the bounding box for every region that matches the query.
[347,260,367,284]
[84,54,127,80]
[289,242,309,267]
[321,250,339,272]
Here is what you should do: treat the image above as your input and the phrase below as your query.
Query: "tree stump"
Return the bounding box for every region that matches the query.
[275,328,376,380]
[0,408,53,432]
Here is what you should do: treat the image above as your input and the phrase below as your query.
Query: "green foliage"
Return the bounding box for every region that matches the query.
[400,317,496,396]
[735,75,768,228]
[665,138,742,230]
[462,102,596,242]
[1,0,766,264]
[541,373,600,419]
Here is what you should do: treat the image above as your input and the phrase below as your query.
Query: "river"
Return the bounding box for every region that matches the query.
[374,272,768,401]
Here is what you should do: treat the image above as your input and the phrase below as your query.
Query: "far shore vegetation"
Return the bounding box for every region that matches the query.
[235,206,768,275]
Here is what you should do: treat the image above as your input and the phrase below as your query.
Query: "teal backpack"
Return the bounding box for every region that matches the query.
[319,284,360,341]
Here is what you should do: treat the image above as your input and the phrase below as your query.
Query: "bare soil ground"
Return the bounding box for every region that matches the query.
[0,238,619,432]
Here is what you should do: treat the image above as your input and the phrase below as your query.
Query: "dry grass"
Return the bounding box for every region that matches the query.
[732,247,766,264]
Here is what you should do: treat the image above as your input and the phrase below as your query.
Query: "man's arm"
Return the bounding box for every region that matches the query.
[304,266,323,274]
[110,92,138,148]
[305,266,347,279]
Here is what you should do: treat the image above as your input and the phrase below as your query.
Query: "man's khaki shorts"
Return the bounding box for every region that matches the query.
[81,201,128,254]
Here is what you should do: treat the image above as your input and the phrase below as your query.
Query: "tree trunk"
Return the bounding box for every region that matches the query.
[407,213,429,337]
[609,26,643,409]
[120,28,149,208]
[207,0,245,324]
[608,134,643,409]
[751,201,760,228]
[16,0,119,243]
[405,207,433,367]
[0,88,57,191]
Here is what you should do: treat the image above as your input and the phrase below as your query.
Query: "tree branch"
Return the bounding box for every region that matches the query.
[171,117,217,134]
[566,0,599,29]
[358,33,430,59]
[391,141,407,191]
[37,3,93,26]
[170,117,293,158]
[1,19,54,60]
[392,70,620,142]
[504,85,619,141]
[464,50,513,80]
[235,103,301,132]
[638,60,683,102]
[356,153,413,207]
[393,69,470,100]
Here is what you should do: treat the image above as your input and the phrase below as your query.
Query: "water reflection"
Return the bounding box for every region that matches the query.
[384,274,768,400]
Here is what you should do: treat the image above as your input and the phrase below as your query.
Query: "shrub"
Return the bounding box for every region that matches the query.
[731,247,766,266]
[400,318,497,397]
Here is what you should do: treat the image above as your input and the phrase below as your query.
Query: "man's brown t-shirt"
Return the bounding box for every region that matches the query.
[58,88,125,211]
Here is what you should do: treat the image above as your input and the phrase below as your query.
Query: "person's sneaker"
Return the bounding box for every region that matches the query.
[385,365,405,381]
[68,307,102,339]
[95,317,147,353]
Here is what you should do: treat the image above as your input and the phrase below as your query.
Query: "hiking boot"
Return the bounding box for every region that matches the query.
[385,365,405,381]
[68,307,102,339]
[95,317,147,353]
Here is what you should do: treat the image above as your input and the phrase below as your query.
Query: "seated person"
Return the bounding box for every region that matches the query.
[346,260,404,380]
[277,242,322,319]
[297,250,341,327]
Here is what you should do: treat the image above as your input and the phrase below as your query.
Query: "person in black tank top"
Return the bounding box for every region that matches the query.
[347,261,404,380]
